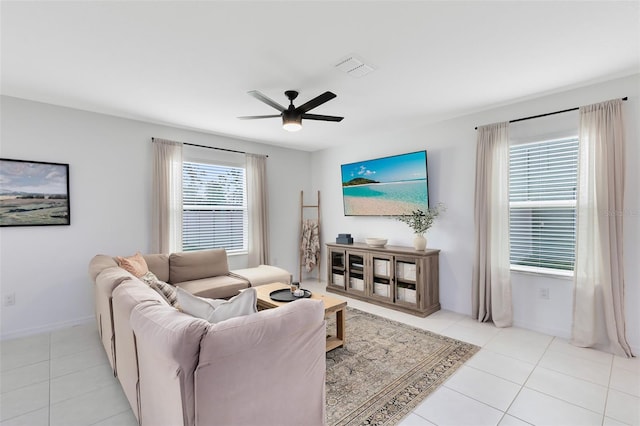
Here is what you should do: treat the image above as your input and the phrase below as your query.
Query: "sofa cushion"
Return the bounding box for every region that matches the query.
[231,264,292,286]
[169,249,229,284]
[195,299,326,426]
[175,275,249,300]
[139,272,180,308]
[116,252,148,277]
[176,287,257,324]
[143,253,170,283]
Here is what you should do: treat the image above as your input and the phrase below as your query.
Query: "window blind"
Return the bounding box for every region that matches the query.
[182,161,247,253]
[509,137,579,272]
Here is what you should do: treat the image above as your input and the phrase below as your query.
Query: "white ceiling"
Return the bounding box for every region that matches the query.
[2,1,639,152]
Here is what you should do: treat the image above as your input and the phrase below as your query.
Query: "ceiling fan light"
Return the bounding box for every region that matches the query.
[283,122,302,132]
[282,114,302,132]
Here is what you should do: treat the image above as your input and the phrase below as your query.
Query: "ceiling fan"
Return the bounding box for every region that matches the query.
[239,90,344,132]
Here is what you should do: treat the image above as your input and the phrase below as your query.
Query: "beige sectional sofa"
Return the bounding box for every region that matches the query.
[89,249,326,426]
[90,248,291,371]
[90,248,292,300]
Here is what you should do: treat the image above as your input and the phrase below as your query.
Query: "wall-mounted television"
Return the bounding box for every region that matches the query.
[341,150,429,216]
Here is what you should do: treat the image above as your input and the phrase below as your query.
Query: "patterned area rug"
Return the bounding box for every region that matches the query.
[326,308,479,425]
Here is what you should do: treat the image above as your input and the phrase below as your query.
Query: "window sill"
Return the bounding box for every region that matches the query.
[228,251,248,257]
[510,264,573,280]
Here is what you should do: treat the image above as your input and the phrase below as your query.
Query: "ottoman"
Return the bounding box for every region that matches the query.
[232,265,292,287]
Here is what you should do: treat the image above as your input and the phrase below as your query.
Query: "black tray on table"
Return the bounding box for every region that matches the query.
[269,288,312,302]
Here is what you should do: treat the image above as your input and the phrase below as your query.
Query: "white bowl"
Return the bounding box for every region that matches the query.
[365,238,387,247]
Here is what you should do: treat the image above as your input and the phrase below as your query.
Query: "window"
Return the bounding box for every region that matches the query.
[509,137,579,274]
[182,161,247,253]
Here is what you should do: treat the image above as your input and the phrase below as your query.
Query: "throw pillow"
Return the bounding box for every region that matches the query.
[139,271,180,309]
[116,252,148,277]
[176,287,257,324]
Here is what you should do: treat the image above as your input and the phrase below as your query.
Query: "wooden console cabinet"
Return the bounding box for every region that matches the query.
[326,242,440,317]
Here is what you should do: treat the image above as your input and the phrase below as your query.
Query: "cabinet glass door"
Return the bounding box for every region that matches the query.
[370,254,393,301]
[346,252,366,294]
[328,249,346,290]
[395,258,418,306]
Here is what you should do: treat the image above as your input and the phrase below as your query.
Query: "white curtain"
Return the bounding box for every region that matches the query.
[572,99,633,357]
[472,122,513,328]
[246,153,269,266]
[151,138,183,254]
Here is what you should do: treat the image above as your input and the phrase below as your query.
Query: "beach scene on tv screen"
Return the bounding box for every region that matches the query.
[341,151,429,216]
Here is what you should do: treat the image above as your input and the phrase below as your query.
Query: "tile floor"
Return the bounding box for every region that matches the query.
[1,280,638,426]
[1,322,136,426]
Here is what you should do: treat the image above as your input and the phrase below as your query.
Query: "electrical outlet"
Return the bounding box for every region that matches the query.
[3,293,16,306]
[539,288,550,300]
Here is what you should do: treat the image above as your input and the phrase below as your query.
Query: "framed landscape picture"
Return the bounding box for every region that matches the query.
[0,158,71,227]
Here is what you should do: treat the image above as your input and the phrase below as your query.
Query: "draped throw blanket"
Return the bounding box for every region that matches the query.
[301,219,320,272]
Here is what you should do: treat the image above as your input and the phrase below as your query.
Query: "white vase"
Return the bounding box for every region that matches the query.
[413,234,427,251]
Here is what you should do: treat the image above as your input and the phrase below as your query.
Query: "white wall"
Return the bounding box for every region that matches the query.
[2,75,638,351]
[311,74,640,352]
[0,96,312,339]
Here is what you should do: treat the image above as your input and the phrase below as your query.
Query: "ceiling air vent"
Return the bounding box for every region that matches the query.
[335,55,375,78]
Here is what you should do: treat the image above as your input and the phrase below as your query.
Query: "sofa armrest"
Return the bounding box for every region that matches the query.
[131,302,210,426]
[89,255,118,282]
[195,299,326,426]
[94,266,136,373]
[112,281,167,421]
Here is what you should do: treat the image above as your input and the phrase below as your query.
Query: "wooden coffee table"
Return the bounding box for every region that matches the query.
[253,282,347,352]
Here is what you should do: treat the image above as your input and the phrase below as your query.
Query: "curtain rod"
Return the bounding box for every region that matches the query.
[151,137,268,157]
[474,96,628,130]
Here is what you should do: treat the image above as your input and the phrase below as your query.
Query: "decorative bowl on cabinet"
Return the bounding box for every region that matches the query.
[365,238,387,247]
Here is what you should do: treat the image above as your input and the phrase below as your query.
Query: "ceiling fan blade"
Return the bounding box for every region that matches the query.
[238,114,282,120]
[295,91,337,114]
[301,113,344,122]
[247,90,286,112]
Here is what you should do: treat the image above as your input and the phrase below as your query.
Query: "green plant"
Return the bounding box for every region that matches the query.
[394,203,446,234]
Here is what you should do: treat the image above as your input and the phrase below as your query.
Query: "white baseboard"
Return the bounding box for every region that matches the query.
[512,320,640,358]
[512,319,571,340]
[0,315,95,341]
